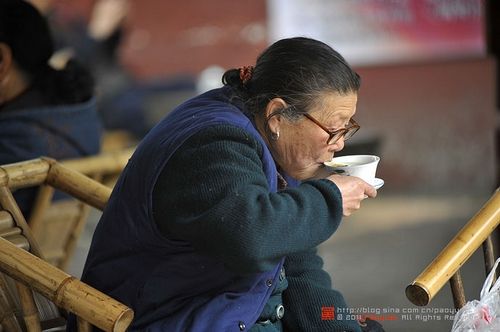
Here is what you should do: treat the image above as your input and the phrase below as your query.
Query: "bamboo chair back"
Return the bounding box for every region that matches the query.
[406,188,500,309]
[0,157,134,331]
[27,148,134,270]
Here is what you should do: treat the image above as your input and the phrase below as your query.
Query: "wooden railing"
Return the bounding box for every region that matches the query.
[406,188,500,308]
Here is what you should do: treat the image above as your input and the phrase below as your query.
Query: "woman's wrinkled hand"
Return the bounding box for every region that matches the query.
[326,174,377,216]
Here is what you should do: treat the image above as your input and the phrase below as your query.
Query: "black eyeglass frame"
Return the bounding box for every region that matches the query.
[303,113,360,145]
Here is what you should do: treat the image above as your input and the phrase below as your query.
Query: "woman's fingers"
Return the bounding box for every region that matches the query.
[326,174,377,216]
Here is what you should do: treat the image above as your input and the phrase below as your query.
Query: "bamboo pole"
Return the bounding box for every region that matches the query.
[0,275,22,332]
[77,316,93,332]
[59,203,91,271]
[28,185,55,236]
[0,237,133,332]
[0,159,50,190]
[16,282,42,332]
[6,234,30,250]
[449,271,466,310]
[0,186,42,257]
[0,211,13,225]
[482,236,496,279]
[44,160,111,211]
[0,211,15,234]
[61,148,133,176]
[0,227,21,239]
[406,188,500,306]
[0,147,132,190]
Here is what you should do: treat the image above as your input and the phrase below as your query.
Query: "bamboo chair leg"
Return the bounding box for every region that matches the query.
[0,275,22,332]
[29,185,55,236]
[57,172,103,271]
[16,282,41,332]
[482,235,496,280]
[59,204,90,271]
[77,316,92,332]
[449,270,467,310]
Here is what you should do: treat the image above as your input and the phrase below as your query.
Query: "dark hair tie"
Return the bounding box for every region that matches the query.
[239,66,253,85]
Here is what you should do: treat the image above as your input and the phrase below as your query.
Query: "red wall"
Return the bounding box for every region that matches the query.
[355,57,496,194]
[120,0,267,79]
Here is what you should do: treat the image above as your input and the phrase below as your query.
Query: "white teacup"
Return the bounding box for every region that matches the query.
[324,155,381,187]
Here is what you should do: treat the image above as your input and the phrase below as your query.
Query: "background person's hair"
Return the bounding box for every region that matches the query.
[223,37,361,120]
[0,0,94,105]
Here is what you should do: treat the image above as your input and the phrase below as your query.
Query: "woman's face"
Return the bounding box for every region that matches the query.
[0,43,27,106]
[267,92,358,180]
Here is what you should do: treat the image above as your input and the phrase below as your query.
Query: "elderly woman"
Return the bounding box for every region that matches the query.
[78,37,380,332]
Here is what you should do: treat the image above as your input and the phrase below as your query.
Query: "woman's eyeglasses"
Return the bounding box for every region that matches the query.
[303,113,360,145]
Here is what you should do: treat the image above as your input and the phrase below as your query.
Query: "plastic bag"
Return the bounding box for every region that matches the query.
[451,257,500,331]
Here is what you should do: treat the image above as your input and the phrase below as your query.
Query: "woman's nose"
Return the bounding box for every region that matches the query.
[330,137,345,152]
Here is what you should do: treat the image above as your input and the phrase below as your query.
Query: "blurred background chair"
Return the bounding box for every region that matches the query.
[25,148,134,270]
[0,157,133,331]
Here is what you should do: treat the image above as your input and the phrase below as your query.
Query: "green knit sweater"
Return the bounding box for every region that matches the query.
[152,124,361,332]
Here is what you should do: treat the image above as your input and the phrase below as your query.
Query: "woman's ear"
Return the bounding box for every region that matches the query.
[0,43,13,80]
[264,97,287,135]
[265,98,287,118]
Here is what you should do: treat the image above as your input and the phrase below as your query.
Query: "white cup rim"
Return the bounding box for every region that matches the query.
[325,155,380,168]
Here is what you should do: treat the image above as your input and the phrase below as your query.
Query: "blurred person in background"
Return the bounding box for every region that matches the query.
[36,0,196,139]
[75,37,384,332]
[32,0,140,134]
[0,0,101,217]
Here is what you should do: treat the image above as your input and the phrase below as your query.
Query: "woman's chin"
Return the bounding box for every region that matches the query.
[307,164,333,180]
[288,166,324,181]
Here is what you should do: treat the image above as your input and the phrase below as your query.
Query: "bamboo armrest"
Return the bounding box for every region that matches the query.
[0,236,133,331]
[0,147,135,210]
[45,161,111,211]
[60,147,134,176]
[0,158,112,211]
[406,188,500,306]
[0,159,49,191]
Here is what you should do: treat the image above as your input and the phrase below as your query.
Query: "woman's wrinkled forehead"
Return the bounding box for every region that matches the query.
[309,91,358,120]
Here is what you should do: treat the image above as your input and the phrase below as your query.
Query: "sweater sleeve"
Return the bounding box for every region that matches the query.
[152,124,344,273]
[282,248,362,332]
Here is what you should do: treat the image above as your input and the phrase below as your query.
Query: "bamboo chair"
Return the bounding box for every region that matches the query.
[27,148,134,270]
[406,188,500,309]
[100,130,138,153]
[0,157,133,331]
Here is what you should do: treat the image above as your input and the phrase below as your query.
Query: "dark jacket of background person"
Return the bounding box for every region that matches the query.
[0,0,102,217]
[76,87,359,332]
[0,93,101,215]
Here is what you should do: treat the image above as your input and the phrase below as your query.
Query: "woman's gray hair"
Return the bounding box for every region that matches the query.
[222,37,360,121]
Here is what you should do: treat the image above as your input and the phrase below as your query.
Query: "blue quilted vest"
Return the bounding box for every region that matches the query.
[80,87,289,331]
